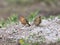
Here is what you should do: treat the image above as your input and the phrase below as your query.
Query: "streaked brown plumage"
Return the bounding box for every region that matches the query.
[34,16,41,26]
[20,16,30,26]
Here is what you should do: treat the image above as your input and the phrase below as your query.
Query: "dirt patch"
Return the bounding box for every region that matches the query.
[0,0,60,20]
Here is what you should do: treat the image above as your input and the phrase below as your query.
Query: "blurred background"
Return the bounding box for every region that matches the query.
[0,0,60,20]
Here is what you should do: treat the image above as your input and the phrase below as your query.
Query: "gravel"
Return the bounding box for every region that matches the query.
[0,17,60,44]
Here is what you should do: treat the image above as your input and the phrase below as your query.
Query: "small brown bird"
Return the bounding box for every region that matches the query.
[34,16,41,26]
[20,16,30,26]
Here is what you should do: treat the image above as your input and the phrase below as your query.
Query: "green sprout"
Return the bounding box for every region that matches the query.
[27,10,40,22]
[7,13,18,23]
[0,13,18,28]
[58,15,60,19]
[0,19,6,28]
[49,15,55,20]
[19,39,30,45]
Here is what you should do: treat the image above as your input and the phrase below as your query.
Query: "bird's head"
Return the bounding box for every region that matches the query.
[20,16,25,21]
[39,16,41,18]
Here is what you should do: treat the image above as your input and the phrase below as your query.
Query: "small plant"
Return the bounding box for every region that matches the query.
[0,19,6,27]
[49,15,55,20]
[19,39,30,45]
[7,13,18,23]
[27,10,40,22]
[58,15,60,19]
[0,13,18,28]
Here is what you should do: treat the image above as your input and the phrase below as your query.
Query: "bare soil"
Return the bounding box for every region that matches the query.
[0,0,60,20]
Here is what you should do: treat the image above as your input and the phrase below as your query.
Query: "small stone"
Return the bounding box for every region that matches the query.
[0,37,2,39]
[0,35,3,39]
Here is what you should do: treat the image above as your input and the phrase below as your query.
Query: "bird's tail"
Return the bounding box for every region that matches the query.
[27,23,31,26]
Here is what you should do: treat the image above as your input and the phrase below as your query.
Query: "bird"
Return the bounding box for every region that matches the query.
[20,16,30,26]
[34,16,41,26]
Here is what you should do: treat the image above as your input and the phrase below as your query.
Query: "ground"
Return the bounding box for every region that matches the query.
[0,17,60,45]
